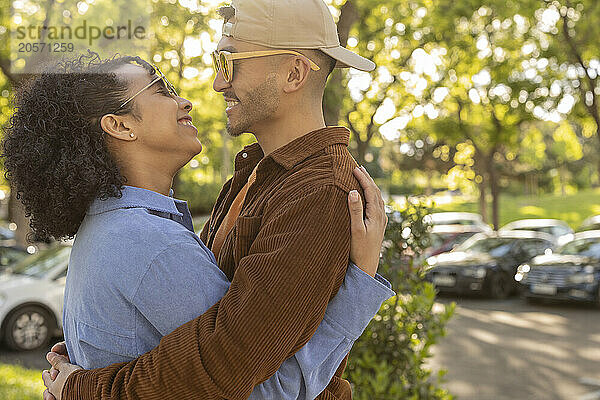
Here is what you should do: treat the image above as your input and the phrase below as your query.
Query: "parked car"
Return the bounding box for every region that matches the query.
[0,227,15,242]
[0,245,70,350]
[425,230,555,299]
[422,224,487,260]
[424,212,492,233]
[499,219,574,246]
[577,215,600,232]
[0,246,30,271]
[515,231,600,307]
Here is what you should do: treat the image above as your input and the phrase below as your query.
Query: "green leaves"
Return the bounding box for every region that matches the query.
[1,0,598,221]
[345,201,456,399]
[0,363,46,400]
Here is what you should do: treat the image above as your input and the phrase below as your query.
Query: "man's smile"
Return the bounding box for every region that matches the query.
[225,98,240,112]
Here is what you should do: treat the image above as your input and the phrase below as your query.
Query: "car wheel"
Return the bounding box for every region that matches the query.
[489,272,512,299]
[3,306,55,351]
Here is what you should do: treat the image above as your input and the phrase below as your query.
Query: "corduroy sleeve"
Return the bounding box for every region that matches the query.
[62,184,351,400]
[199,218,210,244]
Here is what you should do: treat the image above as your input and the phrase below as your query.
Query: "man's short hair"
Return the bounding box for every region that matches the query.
[313,50,336,77]
[218,6,235,22]
[295,49,336,88]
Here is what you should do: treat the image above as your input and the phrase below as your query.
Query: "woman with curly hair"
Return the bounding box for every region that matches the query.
[3,53,393,399]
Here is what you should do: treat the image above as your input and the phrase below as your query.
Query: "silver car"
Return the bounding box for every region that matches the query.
[424,212,493,233]
[499,219,574,246]
[0,245,70,350]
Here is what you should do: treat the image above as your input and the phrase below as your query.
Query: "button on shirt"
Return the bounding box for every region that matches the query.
[63,185,394,400]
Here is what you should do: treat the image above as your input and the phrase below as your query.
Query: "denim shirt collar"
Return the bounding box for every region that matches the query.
[88,186,184,217]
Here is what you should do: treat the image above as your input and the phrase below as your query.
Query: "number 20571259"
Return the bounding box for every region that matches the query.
[17,42,74,52]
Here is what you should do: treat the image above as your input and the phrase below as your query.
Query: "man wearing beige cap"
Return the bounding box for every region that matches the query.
[42,1,385,399]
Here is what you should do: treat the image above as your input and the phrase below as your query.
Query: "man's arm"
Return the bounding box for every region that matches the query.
[60,185,354,400]
[249,264,394,400]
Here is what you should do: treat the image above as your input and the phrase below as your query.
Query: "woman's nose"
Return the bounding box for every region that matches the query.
[179,96,192,111]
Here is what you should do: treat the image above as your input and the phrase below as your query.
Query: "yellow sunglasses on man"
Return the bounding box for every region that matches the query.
[211,49,320,83]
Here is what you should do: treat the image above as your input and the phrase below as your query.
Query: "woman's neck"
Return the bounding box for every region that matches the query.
[120,161,176,197]
[124,179,173,196]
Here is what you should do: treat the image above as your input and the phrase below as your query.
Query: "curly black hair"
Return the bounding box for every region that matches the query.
[2,51,155,241]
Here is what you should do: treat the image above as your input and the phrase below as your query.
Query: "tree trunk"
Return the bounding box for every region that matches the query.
[425,167,433,196]
[356,140,367,166]
[478,180,488,225]
[474,150,488,224]
[488,155,500,230]
[594,118,600,183]
[323,1,358,126]
[559,8,600,182]
[9,190,32,247]
[560,165,567,196]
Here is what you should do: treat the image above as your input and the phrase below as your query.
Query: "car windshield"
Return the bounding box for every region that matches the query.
[579,224,600,232]
[430,232,474,248]
[458,237,515,257]
[9,247,70,278]
[435,219,477,225]
[559,238,600,258]
[512,226,553,235]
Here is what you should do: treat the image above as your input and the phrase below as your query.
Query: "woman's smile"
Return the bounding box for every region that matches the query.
[177,116,198,133]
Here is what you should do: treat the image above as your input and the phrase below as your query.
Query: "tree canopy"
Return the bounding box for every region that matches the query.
[0,0,598,234]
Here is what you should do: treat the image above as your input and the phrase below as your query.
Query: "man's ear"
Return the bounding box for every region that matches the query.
[100,114,137,141]
[282,56,312,94]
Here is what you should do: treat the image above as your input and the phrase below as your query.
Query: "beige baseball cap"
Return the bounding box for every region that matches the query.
[219,0,376,72]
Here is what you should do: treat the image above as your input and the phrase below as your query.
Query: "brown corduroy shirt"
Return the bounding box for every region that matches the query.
[63,126,363,400]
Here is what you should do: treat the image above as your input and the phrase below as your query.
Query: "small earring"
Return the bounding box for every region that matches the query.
[129,133,135,138]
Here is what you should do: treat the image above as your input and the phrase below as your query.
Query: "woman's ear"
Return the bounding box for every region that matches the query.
[100,114,137,141]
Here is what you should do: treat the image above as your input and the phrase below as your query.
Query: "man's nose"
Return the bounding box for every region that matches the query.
[213,70,230,93]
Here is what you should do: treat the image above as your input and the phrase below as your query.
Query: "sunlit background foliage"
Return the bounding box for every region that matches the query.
[0,0,599,227]
[0,1,599,397]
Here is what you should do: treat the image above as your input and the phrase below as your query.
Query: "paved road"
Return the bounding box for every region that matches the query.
[429,296,600,400]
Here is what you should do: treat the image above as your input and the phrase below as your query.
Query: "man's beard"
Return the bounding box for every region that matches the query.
[226,76,280,137]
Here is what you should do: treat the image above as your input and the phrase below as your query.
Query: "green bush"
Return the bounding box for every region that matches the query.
[345,200,455,400]
[175,177,223,216]
[384,181,420,196]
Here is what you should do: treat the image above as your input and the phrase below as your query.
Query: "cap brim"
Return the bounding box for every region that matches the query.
[320,46,375,72]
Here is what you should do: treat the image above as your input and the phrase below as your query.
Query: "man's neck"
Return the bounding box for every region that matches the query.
[253,111,326,155]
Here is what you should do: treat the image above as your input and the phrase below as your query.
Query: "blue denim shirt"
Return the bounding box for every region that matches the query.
[63,186,394,399]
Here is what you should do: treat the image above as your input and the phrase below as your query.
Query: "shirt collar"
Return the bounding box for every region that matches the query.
[87,186,184,217]
[233,126,350,172]
[269,126,350,170]
[233,142,264,172]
